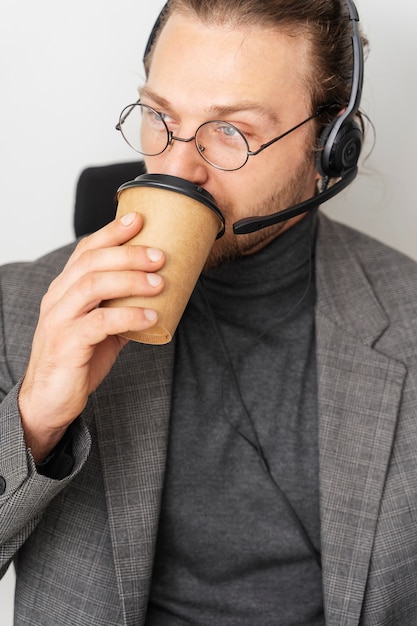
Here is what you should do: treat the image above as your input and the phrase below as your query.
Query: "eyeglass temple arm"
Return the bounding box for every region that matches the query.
[115,99,141,131]
[248,105,339,157]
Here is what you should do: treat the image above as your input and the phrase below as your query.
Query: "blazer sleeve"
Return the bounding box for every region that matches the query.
[0,382,91,578]
[0,255,92,578]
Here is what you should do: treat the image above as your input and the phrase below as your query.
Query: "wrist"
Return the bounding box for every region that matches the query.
[18,383,72,464]
[24,424,68,465]
[19,408,68,464]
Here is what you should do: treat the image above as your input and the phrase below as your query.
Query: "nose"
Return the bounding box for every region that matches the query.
[145,134,210,186]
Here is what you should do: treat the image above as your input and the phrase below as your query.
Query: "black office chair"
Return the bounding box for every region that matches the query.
[74,161,146,237]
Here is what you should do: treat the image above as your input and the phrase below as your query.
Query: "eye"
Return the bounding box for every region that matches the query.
[155,109,178,132]
[222,124,238,137]
[212,122,245,144]
[219,123,240,138]
[159,112,174,124]
[142,106,166,129]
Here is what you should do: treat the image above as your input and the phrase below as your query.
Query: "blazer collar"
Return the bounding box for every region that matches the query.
[315,214,406,624]
[315,213,389,344]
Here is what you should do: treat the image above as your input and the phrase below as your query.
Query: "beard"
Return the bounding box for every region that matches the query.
[204,156,317,270]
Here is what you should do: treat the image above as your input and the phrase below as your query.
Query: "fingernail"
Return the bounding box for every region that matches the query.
[147,247,163,262]
[144,309,157,322]
[146,273,162,287]
[120,212,136,226]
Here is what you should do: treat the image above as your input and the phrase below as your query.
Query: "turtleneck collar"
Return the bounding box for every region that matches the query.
[198,209,317,305]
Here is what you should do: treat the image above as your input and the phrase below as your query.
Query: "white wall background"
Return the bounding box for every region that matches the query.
[0,0,416,623]
[0,0,166,267]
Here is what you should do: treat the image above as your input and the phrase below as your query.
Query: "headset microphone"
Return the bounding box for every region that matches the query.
[233,167,357,234]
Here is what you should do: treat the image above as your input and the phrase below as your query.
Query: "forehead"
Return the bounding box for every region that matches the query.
[146,11,313,118]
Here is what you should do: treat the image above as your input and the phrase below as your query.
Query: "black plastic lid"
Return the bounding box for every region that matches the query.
[117,173,225,238]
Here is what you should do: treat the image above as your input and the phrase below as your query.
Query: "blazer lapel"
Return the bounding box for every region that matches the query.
[315,215,406,625]
[92,339,175,626]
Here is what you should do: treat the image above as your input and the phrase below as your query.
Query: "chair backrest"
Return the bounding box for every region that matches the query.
[74,160,146,237]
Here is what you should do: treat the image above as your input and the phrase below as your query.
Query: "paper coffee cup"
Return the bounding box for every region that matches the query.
[102,173,225,345]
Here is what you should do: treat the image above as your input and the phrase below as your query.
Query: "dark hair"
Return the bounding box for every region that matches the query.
[144,0,368,130]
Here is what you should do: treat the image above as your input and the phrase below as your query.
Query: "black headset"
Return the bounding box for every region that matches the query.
[316,0,363,179]
[143,0,364,235]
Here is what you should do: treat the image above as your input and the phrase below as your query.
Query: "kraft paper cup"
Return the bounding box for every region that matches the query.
[102,173,225,345]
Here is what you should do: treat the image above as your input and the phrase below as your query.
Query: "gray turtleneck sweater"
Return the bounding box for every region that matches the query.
[146,211,324,625]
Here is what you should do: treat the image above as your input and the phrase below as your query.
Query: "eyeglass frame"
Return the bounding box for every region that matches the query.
[116,99,334,172]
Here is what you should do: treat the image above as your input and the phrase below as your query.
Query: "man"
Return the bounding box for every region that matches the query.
[1,0,417,624]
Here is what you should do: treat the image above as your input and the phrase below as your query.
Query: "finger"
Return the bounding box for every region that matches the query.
[47,242,165,307]
[46,213,145,300]
[51,212,144,291]
[49,267,164,322]
[36,303,157,364]
[70,212,145,265]
[81,304,159,346]
[45,212,165,310]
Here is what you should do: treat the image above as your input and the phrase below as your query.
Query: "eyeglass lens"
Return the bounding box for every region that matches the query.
[118,103,250,170]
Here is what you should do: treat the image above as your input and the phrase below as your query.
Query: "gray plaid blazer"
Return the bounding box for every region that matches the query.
[0,213,416,625]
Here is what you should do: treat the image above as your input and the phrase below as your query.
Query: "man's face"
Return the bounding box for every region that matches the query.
[143,11,320,268]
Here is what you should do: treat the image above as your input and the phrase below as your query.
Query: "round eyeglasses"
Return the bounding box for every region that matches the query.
[116,101,323,172]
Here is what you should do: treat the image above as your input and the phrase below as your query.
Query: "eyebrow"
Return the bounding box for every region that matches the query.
[139,86,280,125]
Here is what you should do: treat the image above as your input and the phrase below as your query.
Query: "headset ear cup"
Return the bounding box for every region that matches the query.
[317,119,363,178]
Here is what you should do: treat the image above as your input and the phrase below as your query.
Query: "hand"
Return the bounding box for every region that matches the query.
[18,212,165,463]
